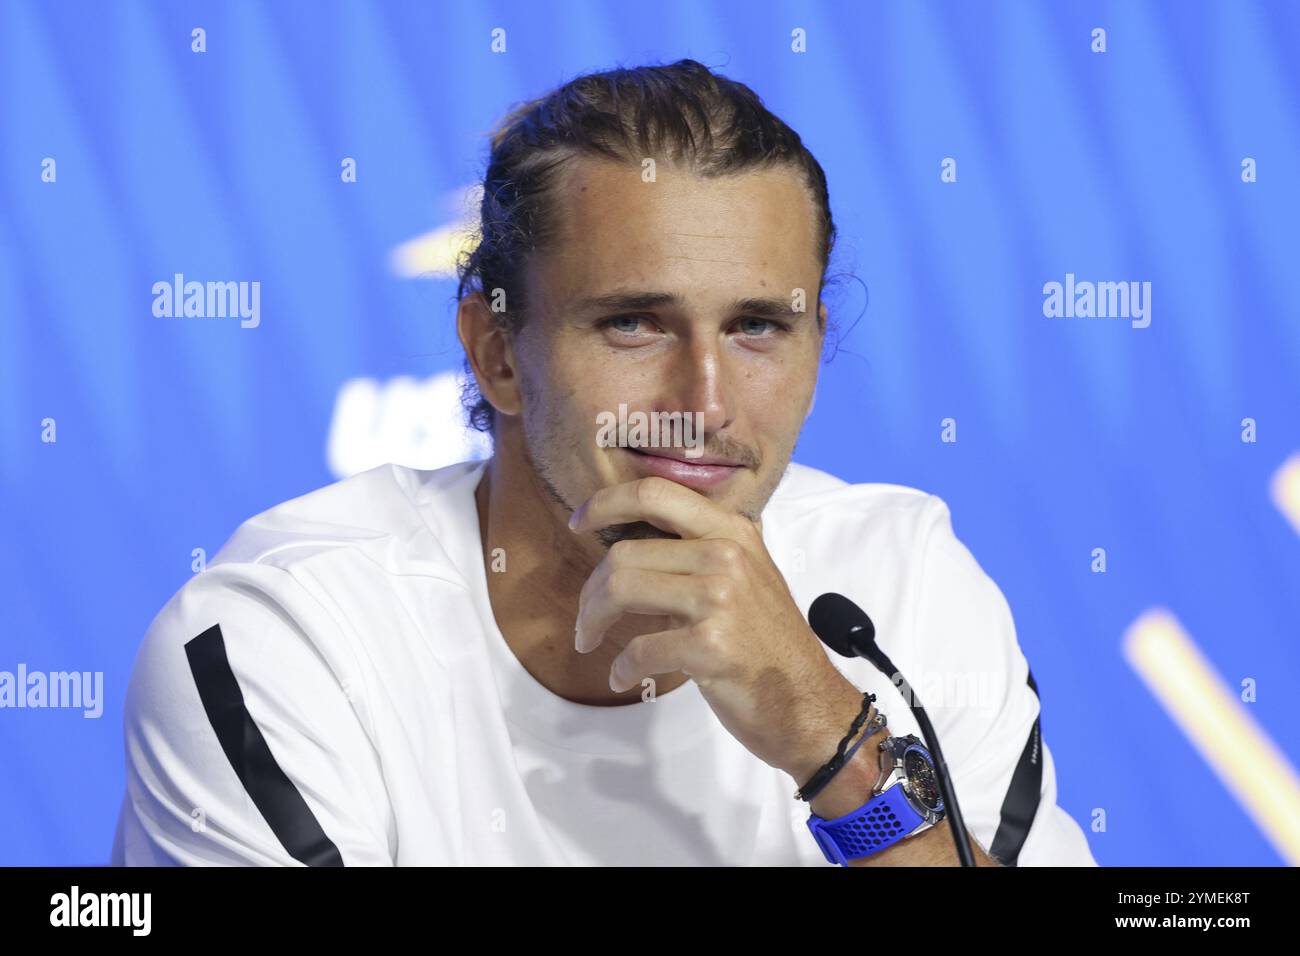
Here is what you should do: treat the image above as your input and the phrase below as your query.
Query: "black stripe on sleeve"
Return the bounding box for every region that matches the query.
[184,623,345,867]
[989,668,1043,867]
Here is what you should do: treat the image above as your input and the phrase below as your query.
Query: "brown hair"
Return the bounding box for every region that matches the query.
[454,58,838,433]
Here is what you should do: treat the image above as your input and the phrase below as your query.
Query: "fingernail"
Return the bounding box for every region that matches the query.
[567,508,580,531]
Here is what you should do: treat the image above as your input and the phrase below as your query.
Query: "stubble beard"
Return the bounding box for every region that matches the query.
[526,425,671,548]
[519,389,787,549]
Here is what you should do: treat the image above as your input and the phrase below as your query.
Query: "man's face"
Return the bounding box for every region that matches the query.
[508,155,825,543]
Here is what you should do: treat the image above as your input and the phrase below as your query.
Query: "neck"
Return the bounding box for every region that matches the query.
[474,441,690,706]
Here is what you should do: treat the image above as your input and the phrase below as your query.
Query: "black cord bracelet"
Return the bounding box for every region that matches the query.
[794,692,879,803]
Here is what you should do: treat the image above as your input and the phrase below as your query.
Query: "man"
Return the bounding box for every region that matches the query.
[111,60,1096,866]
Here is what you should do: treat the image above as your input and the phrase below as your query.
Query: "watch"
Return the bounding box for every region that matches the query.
[806,734,947,866]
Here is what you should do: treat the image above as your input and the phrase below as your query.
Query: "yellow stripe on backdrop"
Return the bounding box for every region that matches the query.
[1123,609,1300,865]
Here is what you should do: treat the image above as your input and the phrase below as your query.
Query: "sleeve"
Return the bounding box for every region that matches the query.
[110,561,397,866]
[908,497,1097,867]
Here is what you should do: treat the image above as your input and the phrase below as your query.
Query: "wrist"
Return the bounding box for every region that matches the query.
[785,676,890,817]
[782,675,868,783]
[807,724,887,820]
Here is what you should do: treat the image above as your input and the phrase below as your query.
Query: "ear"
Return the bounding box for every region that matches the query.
[816,299,828,337]
[457,292,521,419]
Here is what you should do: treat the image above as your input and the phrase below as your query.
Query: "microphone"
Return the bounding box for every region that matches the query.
[808,592,976,868]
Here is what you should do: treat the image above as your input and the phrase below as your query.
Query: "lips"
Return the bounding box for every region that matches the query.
[625,447,744,491]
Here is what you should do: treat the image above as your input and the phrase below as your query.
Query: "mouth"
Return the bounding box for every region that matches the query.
[624,447,746,491]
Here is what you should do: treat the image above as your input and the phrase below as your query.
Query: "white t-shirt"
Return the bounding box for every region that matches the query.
[110,458,1097,866]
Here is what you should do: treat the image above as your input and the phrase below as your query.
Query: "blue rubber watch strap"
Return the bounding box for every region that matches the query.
[807,784,926,865]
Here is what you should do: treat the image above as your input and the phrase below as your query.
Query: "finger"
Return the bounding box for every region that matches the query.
[591,536,743,581]
[575,567,706,654]
[578,539,750,644]
[608,625,715,694]
[569,476,730,540]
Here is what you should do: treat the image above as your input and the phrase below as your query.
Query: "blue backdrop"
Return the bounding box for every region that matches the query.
[2,0,1298,866]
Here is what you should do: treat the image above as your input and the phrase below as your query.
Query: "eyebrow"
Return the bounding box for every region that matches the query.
[569,290,808,319]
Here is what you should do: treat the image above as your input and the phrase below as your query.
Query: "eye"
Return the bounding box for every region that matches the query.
[599,314,660,337]
[734,316,787,337]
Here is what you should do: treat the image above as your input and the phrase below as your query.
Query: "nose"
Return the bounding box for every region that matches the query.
[656,334,733,436]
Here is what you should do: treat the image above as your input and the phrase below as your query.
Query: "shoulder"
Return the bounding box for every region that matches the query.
[764,459,953,555]
[761,460,1002,696]
[208,459,485,575]
[156,457,484,651]
[761,460,976,674]
[764,462,1010,660]
[127,459,486,715]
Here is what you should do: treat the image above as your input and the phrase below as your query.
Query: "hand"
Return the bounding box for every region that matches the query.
[569,475,865,780]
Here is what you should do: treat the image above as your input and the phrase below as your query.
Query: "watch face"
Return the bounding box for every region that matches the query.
[904,749,942,811]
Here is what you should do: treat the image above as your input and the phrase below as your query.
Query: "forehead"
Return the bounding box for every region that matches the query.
[526,155,822,315]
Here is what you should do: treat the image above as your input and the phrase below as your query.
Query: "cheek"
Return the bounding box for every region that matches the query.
[744,384,808,440]
[529,348,629,448]
[519,334,584,408]
[734,349,818,412]
[555,343,660,410]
